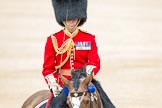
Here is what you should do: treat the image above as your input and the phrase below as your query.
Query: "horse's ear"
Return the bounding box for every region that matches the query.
[82,72,93,86]
[60,74,70,87]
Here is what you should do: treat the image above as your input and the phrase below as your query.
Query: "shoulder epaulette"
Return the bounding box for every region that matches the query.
[80,29,87,33]
[54,30,62,35]
[80,29,93,35]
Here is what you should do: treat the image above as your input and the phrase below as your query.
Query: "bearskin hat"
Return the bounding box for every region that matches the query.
[51,0,87,26]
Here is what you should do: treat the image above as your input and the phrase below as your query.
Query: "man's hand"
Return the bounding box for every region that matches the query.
[45,74,62,97]
[51,85,63,97]
[86,65,96,75]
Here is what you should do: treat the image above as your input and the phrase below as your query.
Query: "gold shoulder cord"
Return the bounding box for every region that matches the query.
[51,35,75,70]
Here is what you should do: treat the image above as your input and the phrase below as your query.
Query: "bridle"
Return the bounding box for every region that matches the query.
[68,91,88,108]
[68,90,96,108]
[60,68,98,108]
[70,91,88,98]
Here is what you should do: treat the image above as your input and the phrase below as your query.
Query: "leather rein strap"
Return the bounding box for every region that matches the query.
[90,93,94,108]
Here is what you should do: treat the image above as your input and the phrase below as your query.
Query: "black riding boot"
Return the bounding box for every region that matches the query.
[92,79,116,108]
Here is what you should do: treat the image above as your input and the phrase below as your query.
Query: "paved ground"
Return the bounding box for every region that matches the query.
[0,0,162,108]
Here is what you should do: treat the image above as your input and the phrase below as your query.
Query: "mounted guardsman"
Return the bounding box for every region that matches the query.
[42,0,115,107]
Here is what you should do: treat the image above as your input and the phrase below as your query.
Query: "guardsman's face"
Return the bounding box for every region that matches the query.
[65,19,79,28]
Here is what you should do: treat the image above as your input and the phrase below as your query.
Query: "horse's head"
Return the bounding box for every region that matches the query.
[60,68,94,108]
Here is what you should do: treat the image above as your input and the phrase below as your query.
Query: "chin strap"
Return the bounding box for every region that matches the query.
[51,35,75,70]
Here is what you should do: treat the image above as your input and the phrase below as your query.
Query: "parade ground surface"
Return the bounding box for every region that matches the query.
[0,0,162,108]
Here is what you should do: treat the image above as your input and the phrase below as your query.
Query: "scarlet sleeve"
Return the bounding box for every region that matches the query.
[88,36,100,75]
[42,36,56,77]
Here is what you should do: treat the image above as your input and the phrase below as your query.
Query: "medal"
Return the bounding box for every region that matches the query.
[75,42,91,50]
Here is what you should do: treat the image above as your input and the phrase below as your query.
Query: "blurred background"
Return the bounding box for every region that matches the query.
[0,0,162,107]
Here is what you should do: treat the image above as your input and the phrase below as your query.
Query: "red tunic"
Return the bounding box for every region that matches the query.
[42,29,100,86]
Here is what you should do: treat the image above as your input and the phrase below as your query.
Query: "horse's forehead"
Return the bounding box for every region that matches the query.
[71,77,85,84]
[69,78,85,91]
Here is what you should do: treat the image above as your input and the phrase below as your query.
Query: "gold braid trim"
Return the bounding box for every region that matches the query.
[51,35,75,70]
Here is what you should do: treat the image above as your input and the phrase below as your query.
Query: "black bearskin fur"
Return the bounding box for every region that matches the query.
[51,0,87,26]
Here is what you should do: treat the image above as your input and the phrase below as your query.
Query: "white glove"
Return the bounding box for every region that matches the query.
[51,85,63,97]
[45,74,63,97]
[86,65,96,75]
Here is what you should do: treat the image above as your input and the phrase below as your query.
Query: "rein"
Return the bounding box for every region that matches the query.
[90,93,93,108]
